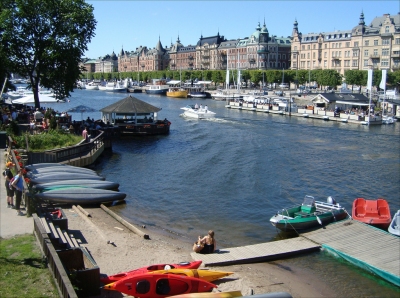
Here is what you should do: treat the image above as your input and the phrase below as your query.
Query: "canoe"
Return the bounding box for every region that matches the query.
[103,273,216,297]
[388,209,400,236]
[33,180,119,191]
[29,173,105,185]
[34,187,126,204]
[26,166,98,177]
[352,198,392,229]
[25,163,89,171]
[270,195,348,231]
[165,291,243,297]
[149,269,234,282]
[100,261,202,284]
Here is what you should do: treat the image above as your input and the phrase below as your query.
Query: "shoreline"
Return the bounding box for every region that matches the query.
[64,206,337,297]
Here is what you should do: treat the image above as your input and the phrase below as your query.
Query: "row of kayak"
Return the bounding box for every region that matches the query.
[269,195,399,237]
[25,163,126,205]
[100,260,292,298]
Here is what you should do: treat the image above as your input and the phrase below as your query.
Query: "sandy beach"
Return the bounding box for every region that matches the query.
[64,206,337,298]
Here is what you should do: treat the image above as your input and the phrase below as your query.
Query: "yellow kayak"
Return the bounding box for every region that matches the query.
[149,268,234,282]
[167,290,243,297]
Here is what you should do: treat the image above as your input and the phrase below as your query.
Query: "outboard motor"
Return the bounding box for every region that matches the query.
[327,196,337,205]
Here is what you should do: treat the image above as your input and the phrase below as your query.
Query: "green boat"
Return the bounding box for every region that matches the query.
[270,195,348,232]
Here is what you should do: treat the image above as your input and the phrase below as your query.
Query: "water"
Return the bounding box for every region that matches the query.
[44,88,400,296]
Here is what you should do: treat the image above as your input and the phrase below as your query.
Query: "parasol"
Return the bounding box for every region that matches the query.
[66,104,98,120]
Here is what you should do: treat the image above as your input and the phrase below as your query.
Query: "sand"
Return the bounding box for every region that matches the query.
[65,206,337,298]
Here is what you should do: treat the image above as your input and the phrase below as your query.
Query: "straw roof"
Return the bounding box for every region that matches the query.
[100,95,161,114]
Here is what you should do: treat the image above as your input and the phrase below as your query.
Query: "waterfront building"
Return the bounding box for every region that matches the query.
[291,12,400,75]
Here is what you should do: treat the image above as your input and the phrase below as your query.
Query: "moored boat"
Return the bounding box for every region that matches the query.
[25,163,87,171]
[26,166,98,177]
[388,209,400,236]
[29,173,105,185]
[149,269,234,282]
[167,87,188,98]
[103,273,216,297]
[34,187,126,204]
[352,198,392,229]
[145,79,169,95]
[270,195,348,231]
[33,179,119,191]
[180,105,216,119]
[100,261,202,284]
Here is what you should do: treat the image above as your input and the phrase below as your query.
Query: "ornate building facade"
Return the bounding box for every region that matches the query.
[291,12,400,75]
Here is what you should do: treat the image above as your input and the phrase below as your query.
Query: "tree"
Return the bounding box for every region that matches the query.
[0,0,96,108]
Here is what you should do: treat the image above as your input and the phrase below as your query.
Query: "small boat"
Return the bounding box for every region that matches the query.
[34,187,126,204]
[382,115,395,124]
[145,79,169,95]
[100,261,202,284]
[25,163,87,171]
[352,198,392,229]
[388,209,400,236]
[29,173,105,185]
[33,180,119,191]
[149,269,233,282]
[85,82,99,90]
[26,166,98,177]
[166,87,188,98]
[180,105,216,119]
[270,195,348,231]
[103,273,216,297]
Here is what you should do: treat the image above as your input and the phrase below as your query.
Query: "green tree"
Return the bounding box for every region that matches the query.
[0,0,96,109]
[315,69,342,89]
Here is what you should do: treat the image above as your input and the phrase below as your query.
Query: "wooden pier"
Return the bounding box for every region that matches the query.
[191,219,400,287]
[190,237,320,266]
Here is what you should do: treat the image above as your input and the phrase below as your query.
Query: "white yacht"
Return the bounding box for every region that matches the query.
[180,105,216,119]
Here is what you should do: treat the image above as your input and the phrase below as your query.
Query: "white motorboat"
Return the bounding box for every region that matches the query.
[388,209,400,236]
[382,115,395,124]
[180,105,216,119]
[85,82,99,90]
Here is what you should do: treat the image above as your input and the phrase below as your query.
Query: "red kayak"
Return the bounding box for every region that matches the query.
[100,261,202,284]
[352,198,392,229]
[103,273,216,297]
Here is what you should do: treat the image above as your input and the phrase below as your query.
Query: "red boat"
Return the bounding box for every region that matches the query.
[100,261,202,284]
[352,198,392,229]
[103,273,216,297]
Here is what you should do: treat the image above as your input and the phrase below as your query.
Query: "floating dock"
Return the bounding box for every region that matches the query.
[191,219,400,287]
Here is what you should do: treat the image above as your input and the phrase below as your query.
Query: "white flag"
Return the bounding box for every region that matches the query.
[237,70,241,86]
[367,69,373,92]
[379,69,387,91]
[226,70,230,88]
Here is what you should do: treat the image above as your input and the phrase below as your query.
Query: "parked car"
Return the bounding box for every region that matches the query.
[274,90,285,96]
[279,83,289,89]
[309,84,318,89]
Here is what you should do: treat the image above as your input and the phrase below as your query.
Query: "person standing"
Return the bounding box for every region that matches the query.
[205,105,208,113]
[11,168,24,216]
[82,126,89,142]
[3,162,15,208]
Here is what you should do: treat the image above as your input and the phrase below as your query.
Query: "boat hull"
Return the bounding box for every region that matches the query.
[34,187,126,204]
[100,261,202,284]
[388,209,400,236]
[167,90,188,98]
[26,166,98,177]
[352,198,392,229]
[33,180,119,191]
[104,273,216,297]
[29,173,105,185]
[25,163,80,171]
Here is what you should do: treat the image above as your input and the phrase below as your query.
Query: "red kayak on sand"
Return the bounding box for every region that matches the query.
[100,261,202,284]
[104,273,216,297]
[352,198,392,229]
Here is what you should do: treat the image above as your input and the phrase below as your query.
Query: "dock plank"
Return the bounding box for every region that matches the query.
[191,237,320,266]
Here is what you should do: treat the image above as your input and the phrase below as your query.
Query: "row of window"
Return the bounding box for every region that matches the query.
[294,38,400,51]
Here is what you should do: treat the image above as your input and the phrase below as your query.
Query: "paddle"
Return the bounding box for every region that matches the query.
[315,214,323,226]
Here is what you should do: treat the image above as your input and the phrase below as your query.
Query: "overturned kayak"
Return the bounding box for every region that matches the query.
[33,180,119,191]
[26,166,98,177]
[34,187,126,204]
[29,173,105,185]
[25,163,87,171]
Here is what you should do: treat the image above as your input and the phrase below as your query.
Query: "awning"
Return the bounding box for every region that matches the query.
[195,81,212,85]
[336,100,370,106]
[167,80,181,85]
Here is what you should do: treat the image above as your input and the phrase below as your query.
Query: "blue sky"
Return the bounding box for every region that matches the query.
[84,1,398,59]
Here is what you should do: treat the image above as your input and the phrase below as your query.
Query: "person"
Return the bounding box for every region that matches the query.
[11,168,24,216]
[205,105,208,113]
[3,162,15,208]
[195,103,199,109]
[82,126,89,142]
[200,104,203,110]
[198,230,216,254]
[34,108,44,124]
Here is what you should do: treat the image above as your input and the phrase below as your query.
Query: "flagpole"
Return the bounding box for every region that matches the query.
[367,67,373,126]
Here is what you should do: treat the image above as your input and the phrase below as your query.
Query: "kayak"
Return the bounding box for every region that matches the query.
[33,180,119,191]
[100,261,202,284]
[103,273,216,297]
[34,187,126,204]
[25,163,90,171]
[29,173,105,185]
[164,291,243,297]
[26,166,98,177]
[149,269,234,282]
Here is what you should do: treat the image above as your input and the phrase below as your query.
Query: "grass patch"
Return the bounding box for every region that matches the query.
[0,234,58,297]
[12,130,82,152]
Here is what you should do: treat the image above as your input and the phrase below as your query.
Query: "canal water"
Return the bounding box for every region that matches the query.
[44,88,400,296]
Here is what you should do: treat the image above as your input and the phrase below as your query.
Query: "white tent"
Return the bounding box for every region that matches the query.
[12,94,62,105]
